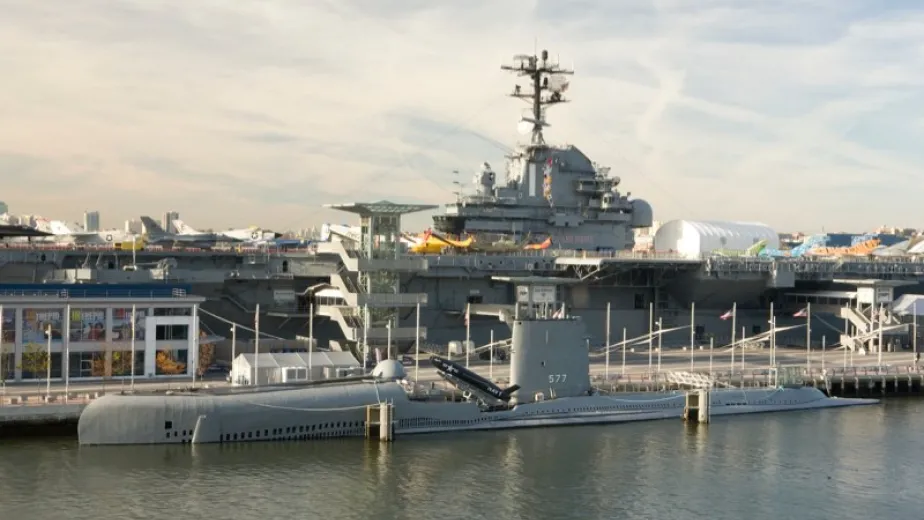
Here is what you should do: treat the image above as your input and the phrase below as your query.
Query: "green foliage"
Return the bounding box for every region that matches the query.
[19,343,49,382]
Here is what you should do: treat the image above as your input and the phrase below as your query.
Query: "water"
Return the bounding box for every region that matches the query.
[2,400,921,520]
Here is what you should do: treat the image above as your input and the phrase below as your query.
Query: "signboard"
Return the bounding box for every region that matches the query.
[69,308,107,342]
[876,289,893,304]
[22,308,63,342]
[112,308,146,341]
[516,285,556,304]
[273,290,296,306]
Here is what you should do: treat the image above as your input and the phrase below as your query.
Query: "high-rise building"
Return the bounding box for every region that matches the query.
[162,211,179,233]
[84,211,101,232]
[124,219,143,234]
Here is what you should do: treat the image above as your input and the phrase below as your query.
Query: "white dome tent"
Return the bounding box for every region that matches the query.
[653,220,779,258]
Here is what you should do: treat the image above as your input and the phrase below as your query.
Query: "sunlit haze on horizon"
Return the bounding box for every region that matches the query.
[1,0,923,233]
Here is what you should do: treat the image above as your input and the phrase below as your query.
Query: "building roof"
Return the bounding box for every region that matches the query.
[323,200,438,216]
[832,279,915,288]
[0,283,204,303]
[892,294,924,316]
[236,351,360,368]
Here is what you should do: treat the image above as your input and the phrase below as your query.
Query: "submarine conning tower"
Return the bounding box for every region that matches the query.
[495,276,591,405]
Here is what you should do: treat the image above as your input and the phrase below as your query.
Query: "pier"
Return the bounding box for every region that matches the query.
[3,348,924,438]
[595,366,924,399]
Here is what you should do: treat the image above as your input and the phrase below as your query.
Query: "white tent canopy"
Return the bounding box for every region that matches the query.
[230,351,360,386]
[890,294,924,316]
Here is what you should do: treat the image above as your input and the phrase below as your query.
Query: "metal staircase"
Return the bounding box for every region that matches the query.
[312,203,434,367]
[838,304,908,352]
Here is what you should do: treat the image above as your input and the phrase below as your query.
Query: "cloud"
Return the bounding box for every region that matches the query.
[0,0,923,233]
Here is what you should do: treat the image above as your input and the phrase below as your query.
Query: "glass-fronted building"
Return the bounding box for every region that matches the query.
[0,284,209,383]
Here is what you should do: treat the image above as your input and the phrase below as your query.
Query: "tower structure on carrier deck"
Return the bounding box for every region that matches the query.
[431,48,653,251]
[316,202,435,368]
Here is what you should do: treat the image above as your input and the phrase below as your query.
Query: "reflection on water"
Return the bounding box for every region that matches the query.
[1,401,921,520]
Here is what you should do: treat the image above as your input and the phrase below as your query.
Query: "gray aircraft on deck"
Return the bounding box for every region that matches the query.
[139,216,240,249]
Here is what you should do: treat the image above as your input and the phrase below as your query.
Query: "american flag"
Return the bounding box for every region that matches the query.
[719,309,735,320]
[793,308,808,318]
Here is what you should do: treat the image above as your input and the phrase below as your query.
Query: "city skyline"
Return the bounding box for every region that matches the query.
[2,1,923,233]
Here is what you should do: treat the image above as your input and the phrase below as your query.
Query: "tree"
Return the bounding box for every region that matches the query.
[197,343,215,376]
[0,342,12,383]
[111,351,135,377]
[19,343,49,385]
[155,351,186,375]
[90,352,109,377]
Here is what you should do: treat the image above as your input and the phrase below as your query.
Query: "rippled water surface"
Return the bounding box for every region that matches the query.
[1,400,921,520]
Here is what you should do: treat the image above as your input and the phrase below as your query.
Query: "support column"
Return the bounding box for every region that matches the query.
[143,315,156,377]
[14,308,22,382]
[188,306,199,377]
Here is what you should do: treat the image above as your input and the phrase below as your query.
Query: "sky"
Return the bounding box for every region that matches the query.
[1,0,923,234]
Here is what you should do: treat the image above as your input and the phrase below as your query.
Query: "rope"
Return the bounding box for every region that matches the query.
[197,307,287,340]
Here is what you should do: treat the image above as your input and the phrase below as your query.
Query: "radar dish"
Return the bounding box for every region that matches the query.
[549,75,570,93]
[517,119,533,135]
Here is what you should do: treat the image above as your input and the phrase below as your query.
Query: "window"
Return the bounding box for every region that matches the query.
[634,294,645,310]
[155,324,189,341]
[153,308,192,317]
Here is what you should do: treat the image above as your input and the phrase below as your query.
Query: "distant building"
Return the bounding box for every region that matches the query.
[124,219,143,234]
[0,284,217,383]
[162,211,179,233]
[84,211,100,232]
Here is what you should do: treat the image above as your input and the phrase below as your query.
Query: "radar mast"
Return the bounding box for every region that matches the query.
[501,49,574,145]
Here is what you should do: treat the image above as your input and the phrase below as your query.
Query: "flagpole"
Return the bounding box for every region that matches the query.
[730,302,737,375]
[877,303,883,368]
[489,329,494,382]
[130,304,136,391]
[254,303,260,386]
[308,303,314,381]
[45,324,52,400]
[821,335,826,371]
[605,302,611,381]
[465,303,471,368]
[709,337,714,377]
[656,318,663,373]
[914,312,918,368]
[806,302,812,374]
[415,302,421,384]
[621,327,627,376]
[769,301,775,367]
[648,302,653,376]
[689,302,695,371]
[741,326,746,373]
[65,304,71,399]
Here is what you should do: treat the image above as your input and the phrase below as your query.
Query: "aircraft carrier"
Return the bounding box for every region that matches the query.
[4,48,924,364]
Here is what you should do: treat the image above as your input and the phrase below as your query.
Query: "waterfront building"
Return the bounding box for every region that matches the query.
[0,284,213,383]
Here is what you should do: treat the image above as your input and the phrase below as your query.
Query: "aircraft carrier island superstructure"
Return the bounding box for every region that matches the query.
[5,48,924,365]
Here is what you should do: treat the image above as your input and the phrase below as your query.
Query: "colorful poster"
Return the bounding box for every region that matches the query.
[22,308,64,342]
[1,308,14,343]
[112,308,145,341]
[69,308,107,342]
